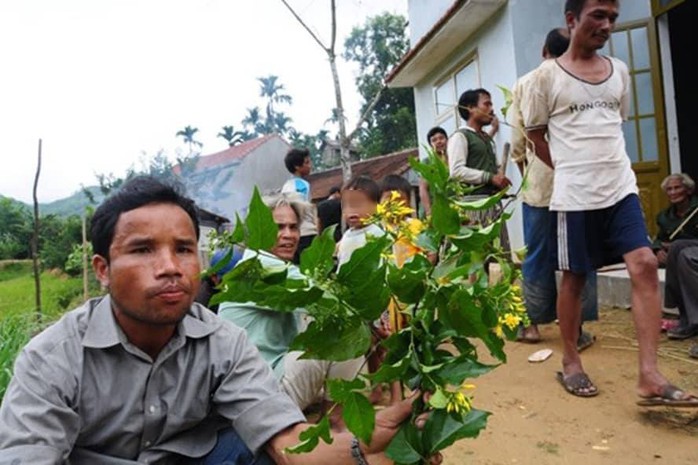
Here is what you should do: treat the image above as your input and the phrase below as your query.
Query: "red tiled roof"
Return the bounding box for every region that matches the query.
[307,148,418,201]
[173,134,284,174]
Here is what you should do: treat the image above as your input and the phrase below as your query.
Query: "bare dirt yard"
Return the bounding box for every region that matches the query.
[439,307,698,465]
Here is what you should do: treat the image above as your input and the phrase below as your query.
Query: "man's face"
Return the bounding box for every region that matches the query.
[469,93,494,126]
[271,204,300,261]
[93,203,201,327]
[429,132,448,154]
[568,0,618,50]
[342,189,377,230]
[298,156,312,177]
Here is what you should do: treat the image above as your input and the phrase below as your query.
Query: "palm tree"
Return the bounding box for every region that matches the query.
[217,125,245,147]
[258,75,293,123]
[242,107,265,137]
[175,125,203,155]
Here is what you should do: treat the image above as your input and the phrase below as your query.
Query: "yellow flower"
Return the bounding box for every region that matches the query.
[376,203,387,216]
[407,218,425,236]
[446,391,472,414]
[502,313,521,330]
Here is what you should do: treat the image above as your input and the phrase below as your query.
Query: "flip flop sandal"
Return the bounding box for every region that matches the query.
[556,371,599,398]
[637,384,698,407]
[689,345,698,359]
[577,330,596,353]
[528,348,553,363]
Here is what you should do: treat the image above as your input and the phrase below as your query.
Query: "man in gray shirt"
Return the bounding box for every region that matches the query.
[0,176,428,464]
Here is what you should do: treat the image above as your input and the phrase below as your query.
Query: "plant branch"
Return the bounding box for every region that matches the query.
[279,0,328,51]
[348,84,386,141]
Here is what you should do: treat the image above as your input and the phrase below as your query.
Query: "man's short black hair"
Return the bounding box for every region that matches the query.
[342,175,380,203]
[284,148,310,174]
[329,185,341,195]
[564,0,618,19]
[90,175,200,262]
[426,126,447,142]
[457,88,490,120]
[380,174,412,201]
[545,27,570,57]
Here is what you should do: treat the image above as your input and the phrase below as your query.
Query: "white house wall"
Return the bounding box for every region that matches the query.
[409,0,655,256]
[188,137,292,220]
[407,0,454,44]
[412,5,527,252]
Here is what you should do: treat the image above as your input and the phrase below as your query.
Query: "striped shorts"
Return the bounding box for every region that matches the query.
[551,194,651,274]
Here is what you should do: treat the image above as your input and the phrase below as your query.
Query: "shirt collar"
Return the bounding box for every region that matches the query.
[82,296,220,349]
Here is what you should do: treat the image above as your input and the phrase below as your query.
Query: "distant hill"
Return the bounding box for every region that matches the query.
[1,186,105,218]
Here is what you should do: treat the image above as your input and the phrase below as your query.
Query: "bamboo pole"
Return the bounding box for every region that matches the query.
[31,139,42,322]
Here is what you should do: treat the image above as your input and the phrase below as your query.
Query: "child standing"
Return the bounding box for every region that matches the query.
[281,148,318,263]
[335,175,392,404]
[336,175,384,268]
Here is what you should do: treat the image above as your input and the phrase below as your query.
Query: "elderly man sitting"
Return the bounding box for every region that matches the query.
[218,194,365,418]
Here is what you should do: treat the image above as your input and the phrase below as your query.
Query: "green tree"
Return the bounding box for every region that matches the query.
[176,125,203,154]
[242,107,265,138]
[258,75,293,127]
[217,125,245,147]
[343,12,417,157]
[38,214,82,270]
[0,198,32,259]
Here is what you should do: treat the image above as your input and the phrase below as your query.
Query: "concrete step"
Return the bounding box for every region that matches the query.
[558,265,677,314]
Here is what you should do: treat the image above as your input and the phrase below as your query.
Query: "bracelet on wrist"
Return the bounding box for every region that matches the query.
[350,436,369,465]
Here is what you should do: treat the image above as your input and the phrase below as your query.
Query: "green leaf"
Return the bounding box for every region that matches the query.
[336,235,391,288]
[385,422,425,465]
[497,84,513,119]
[453,190,506,211]
[342,392,375,445]
[326,379,376,445]
[285,416,333,454]
[440,288,490,340]
[387,258,428,304]
[327,378,366,400]
[341,266,391,321]
[409,150,449,193]
[435,356,499,385]
[231,213,245,243]
[245,187,277,250]
[431,194,460,235]
[291,318,372,361]
[423,408,490,454]
[427,387,449,409]
[300,225,337,279]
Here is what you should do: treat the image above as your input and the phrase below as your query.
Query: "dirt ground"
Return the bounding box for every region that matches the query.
[439,307,698,465]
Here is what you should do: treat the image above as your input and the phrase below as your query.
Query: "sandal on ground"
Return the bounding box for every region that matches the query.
[637,384,698,407]
[690,344,698,360]
[516,326,541,344]
[556,371,599,398]
[576,330,596,353]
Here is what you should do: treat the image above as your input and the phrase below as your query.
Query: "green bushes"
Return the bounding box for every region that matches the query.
[0,261,101,401]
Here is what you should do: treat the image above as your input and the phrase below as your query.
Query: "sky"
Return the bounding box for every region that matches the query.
[0,0,408,204]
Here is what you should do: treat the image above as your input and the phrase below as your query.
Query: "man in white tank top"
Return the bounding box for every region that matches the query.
[523,0,697,405]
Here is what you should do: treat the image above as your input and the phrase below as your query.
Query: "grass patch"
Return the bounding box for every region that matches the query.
[536,441,560,455]
[0,262,102,401]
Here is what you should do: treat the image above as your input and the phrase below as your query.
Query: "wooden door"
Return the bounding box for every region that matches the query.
[602,20,669,238]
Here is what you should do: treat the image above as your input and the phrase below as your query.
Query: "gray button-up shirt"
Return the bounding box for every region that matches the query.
[0,296,305,464]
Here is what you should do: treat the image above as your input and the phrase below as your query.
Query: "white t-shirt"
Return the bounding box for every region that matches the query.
[522,56,638,211]
[281,177,318,237]
[336,223,385,268]
[510,66,554,208]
